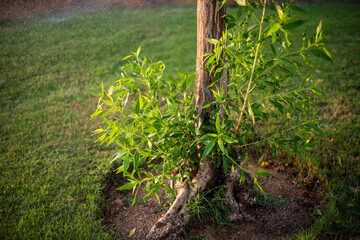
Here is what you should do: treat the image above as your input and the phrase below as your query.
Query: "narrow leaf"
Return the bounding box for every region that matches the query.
[218,137,226,154]
[163,184,176,198]
[199,134,216,143]
[255,169,274,177]
[201,138,217,160]
[202,102,214,109]
[248,101,255,125]
[206,38,220,44]
[267,23,280,37]
[282,20,307,30]
[216,114,221,134]
[116,165,124,174]
[112,151,127,163]
[123,153,130,176]
[222,135,238,144]
[316,20,322,38]
[116,182,135,191]
[88,89,102,97]
[189,124,196,136]
[309,49,333,62]
[269,100,284,113]
[257,155,265,166]
[134,151,139,171]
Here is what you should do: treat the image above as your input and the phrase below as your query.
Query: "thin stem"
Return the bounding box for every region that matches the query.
[234,0,267,137]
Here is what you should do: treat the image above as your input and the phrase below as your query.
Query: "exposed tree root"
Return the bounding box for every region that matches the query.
[226,167,255,222]
[146,159,217,239]
[146,159,255,239]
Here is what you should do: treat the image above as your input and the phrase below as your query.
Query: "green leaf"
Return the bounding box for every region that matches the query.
[222,135,238,144]
[282,20,307,30]
[257,155,264,166]
[254,177,264,193]
[199,134,216,143]
[116,182,135,191]
[291,6,307,13]
[211,89,222,103]
[310,88,326,101]
[144,184,161,198]
[139,93,144,109]
[218,137,226,154]
[239,169,245,184]
[316,20,322,39]
[267,23,280,37]
[116,165,124,174]
[134,151,139,171]
[275,4,284,21]
[122,55,133,61]
[236,5,243,19]
[269,100,284,113]
[163,184,176,198]
[123,153,130,176]
[255,169,274,177]
[201,138,217,160]
[136,46,141,57]
[135,98,140,114]
[206,38,220,45]
[248,101,255,125]
[321,47,332,61]
[216,114,221,134]
[304,151,318,166]
[88,89,102,97]
[223,156,229,176]
[100,99,113,106]
[112,151,127,163]
[189,124,196,136]
[202,102,214,109]
[309,49,333,62]
[90,109,103,120]
[97,133,107,142]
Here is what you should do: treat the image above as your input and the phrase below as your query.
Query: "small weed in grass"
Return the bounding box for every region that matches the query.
[186,186,232,227]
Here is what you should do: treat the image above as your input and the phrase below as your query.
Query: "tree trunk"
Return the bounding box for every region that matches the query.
[146,1,253,239]
[195,0,227,123]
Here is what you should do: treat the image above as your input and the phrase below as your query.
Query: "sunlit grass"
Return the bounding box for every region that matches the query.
[0,6,197,239]
[0,2,359,239]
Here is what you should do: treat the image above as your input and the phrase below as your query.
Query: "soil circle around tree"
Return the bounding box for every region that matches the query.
[102,160,322,240]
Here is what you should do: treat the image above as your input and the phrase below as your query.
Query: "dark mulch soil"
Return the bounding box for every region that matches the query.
[102,160,322,240]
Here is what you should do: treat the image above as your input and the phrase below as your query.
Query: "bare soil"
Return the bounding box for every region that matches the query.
[102,160,322,240]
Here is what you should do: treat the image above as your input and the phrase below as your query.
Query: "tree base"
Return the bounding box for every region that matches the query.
[146,159,254,239]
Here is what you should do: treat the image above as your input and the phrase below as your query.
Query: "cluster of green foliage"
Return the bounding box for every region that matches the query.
[91,0,331,201]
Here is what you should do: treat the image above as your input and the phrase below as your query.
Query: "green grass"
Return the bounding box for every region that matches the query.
[0,2,359,239]
[291,3,360,239]
[0,6,197,239]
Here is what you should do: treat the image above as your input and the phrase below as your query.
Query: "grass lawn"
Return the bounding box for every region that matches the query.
[0,2,359,239]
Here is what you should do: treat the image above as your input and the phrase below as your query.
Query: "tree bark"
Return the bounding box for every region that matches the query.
[195,0,228,123]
